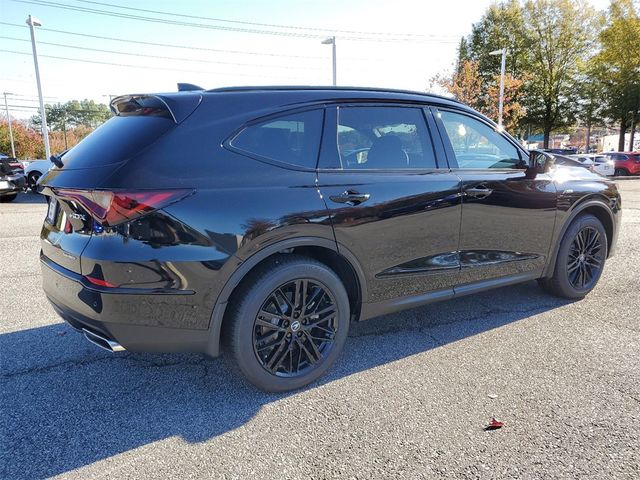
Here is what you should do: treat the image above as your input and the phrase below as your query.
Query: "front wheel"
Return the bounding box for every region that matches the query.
[614,168,627,177]
[223,254,350,392]
[28,172,41,193]
[538,214,607,299]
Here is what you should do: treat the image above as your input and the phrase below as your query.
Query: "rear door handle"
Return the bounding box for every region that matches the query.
[465,187,493,199]
[329,190,371,206]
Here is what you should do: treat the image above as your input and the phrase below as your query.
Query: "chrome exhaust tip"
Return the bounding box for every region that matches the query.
[82,328,126,353]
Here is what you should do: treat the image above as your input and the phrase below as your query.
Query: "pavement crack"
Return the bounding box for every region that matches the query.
[1,355,124,380]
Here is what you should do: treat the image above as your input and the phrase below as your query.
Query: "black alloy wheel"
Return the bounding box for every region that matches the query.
[566,226,604,290]
[223,254,350,392]
[253,279,338,377]
[538,213,607,299]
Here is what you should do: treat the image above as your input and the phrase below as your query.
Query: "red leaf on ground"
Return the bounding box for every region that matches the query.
[485,418,504,430]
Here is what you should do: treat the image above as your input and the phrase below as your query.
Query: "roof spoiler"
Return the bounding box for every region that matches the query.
[177,83,204,92]
[110,93,202,123]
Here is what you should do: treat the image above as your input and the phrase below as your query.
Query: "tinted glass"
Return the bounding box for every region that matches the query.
[232,110,323,168]
[439,111,523,169]
[60,116,173,169]
[337,107,437,169]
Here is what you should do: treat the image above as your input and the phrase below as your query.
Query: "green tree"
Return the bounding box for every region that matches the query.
[30,99,112,131]
[592,0,640,151]
[521,0,601,147]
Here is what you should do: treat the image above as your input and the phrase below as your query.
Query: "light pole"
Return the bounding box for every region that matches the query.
[26,14,51,160]
[2,92,16,158]
[489,48,507,128]
[321,36,336,86]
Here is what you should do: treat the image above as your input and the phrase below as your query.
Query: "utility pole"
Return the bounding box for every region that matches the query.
[2,92,16,158]
[26,14,51,160]
[321,36,337,86]
[489,48,507,128]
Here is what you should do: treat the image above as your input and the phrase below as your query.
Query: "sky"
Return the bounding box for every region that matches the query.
[0,0,611,119]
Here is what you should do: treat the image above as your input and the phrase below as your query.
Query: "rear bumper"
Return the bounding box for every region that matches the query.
[41,253,214,354]
[0,175,25,195]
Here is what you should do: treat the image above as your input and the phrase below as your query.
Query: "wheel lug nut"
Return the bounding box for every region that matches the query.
[297,332,302,337]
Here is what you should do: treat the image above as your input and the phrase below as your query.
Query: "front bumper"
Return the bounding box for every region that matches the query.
[41,253,213,354]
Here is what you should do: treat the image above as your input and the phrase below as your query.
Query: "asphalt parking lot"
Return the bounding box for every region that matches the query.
[1,182,639,480]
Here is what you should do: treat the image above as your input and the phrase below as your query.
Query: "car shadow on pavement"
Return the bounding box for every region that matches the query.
[0,281,572,479]
[11,192,47,204]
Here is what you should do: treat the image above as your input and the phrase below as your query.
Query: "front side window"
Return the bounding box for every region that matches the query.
[337,106,437,169]
[439,110,524,169]
[231,109,323,169]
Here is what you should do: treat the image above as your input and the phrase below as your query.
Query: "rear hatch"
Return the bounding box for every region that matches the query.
[40,92,201,273]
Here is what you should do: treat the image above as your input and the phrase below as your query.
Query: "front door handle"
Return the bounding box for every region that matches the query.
[329,190,371,206]
[465,187,493,199]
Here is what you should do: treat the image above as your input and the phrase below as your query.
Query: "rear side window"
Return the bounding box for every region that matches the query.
[60,116,173,168]
[337,106,437,169]
[231,110,324,169]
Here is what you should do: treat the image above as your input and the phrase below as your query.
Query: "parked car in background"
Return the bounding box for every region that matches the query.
[605,152,640,176]
[569,154,615,177]
[551,154,592,170]
[39,86,621,391]
[0,157,26,202]
[544,148,578,155]
[24,159,53,192]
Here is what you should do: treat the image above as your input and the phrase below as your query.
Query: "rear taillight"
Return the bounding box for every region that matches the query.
[85,275,117,288]
[54,189,191,227]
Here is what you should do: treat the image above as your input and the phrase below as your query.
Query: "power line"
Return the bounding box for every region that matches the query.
[11,0,460,43]
[0,22,325,59]
[0,36,324,70]
[7,104,106,112]
[0,49,313,79]
[71,0,456,39]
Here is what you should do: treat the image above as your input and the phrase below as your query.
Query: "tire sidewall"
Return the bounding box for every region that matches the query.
[555,214,607,298]
[231,260,350,392]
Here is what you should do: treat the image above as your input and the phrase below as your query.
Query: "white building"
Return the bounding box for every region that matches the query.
[599,132,640,152]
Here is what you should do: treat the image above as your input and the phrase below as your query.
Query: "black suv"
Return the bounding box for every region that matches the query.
[39,86,621,391]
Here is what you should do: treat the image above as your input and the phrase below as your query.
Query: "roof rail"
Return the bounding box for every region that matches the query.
[205,85,460,103]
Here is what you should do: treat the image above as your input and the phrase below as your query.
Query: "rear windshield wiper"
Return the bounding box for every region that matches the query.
[50,154,64,168]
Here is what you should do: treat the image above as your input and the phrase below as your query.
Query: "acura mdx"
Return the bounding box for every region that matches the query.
[39,86,621,391]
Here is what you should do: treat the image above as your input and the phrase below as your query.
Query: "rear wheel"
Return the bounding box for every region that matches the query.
[614,168,627,176]
[538,214,607,299]
[223,254,350,392]
[0,194,18,203]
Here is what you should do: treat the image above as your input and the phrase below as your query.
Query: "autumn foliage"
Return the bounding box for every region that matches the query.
[0,119,94,159]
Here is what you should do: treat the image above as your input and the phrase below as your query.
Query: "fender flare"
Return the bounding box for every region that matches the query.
[205,236,367,357]
[543,197,615,278]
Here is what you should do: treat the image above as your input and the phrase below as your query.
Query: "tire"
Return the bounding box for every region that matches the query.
[0,194,18,203]
[538,214,607,299]
[614,168,627,176]
[223,254,350,392]
[28,172,41,193]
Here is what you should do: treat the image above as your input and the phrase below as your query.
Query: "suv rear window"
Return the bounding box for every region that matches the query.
[60,115,174,169]
[230,110,323,169]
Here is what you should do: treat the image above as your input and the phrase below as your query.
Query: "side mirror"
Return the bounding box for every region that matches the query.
[528,150,555,177]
